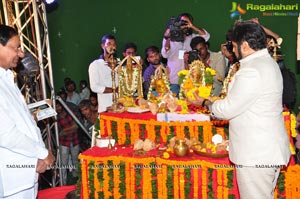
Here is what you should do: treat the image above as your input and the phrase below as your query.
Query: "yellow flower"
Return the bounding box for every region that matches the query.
[206,67,216,76]
[163,152,170,159]
[186,88,198,100]
[198,86,212,99]
[177,70,189,76]
[177,100,187,106]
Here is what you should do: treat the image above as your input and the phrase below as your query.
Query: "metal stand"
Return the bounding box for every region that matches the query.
[2,0,62,187]
[107,55,119,112]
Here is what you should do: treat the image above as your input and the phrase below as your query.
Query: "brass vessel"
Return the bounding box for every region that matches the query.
[174,139,188,157]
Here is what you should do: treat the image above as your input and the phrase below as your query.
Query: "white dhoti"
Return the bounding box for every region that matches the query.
[236,166,281,199]
[0,182,37,199]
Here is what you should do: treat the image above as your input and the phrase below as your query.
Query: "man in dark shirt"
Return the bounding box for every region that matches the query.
[142,46,164,99]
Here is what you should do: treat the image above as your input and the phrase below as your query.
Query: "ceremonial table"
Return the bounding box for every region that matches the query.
[79,111,300,199]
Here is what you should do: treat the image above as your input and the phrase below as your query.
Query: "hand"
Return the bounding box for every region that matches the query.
[164,28,170,38]
[36,150,55,173]
[250,18,259,24]
[36,159,47,173]
[44,150,55,167]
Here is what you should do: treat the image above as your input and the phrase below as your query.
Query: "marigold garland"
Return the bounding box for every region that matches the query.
[162,165,168,199]
[217,170,223,199]
[102,160,110,198]
[173,168,179,199]
[79,153,300,199]
[184,168,191,198]
[179,168,185,198]
[83,112,299,199]
[94,162,99,199]
[113,160,120,199]
[88,161,95,199]
[202,167,208,199]
[150,162,158,199]
[118,162,126,198]
[99,115,223,145]
[193,167,199,198]
[80,158,88,199]
[166,165,174,199]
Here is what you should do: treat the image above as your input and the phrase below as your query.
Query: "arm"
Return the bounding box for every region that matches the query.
[212,68,261,119]
[0,107,49,160]
[250,18,280,40]
[161,29,171,58]
[89,60,114,94]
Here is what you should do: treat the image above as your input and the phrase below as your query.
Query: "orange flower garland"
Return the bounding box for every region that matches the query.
[161,165,167,199]
[179,168,185,198]
[142,167,152,199]
[125,162,131,199]
[93,161,99,199]
[100,114,223,145]
[82,112,299,198]
[202,167,208,199]
[173,168,179,199]
[223,170,229,199]
[193,167,199,198]
[79,152,300,199]
[113,160,120,199]
[217,170,223,199]
[80,158,88,199]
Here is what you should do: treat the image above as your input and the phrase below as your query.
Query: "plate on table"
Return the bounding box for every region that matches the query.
[193,150,228,158]
[127,107,150,113]
[192,144,228,158]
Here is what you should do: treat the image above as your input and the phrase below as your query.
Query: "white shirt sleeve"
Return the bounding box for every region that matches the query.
[89,60,106,94]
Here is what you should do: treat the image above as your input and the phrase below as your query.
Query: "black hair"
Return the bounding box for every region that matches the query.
[144,45,160,59]
[123,42,137,53]
[190,36,206,50]
[80,79,88,87]
[178,13,194,23]
[0,25,18,46]
[231,21,267,50]
[101,34,116,44]
[90,92,97,98]
[78,99,91,110]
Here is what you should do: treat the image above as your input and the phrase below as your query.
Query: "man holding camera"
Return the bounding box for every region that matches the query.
[161,13,210,96]
[189,36,226,96]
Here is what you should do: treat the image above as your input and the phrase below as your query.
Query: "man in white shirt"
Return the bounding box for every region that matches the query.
[161,13,210,96]
[189,21,291,199]
[0,25,54,198]
[88,34,118,113]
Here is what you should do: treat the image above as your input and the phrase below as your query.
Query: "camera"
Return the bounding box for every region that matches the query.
[188,49,200,64]
[225,41,233,52]
[168,17,190,42]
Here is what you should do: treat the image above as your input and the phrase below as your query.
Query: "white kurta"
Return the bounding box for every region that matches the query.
[0,68,48,197]
[212,49,291,166]
[88,58,118,113]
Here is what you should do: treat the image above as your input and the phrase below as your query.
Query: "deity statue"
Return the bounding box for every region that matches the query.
[117,56,143,106]
[147,65,170,100]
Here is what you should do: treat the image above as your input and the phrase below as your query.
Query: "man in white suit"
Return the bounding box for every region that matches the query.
[0,25,54,198]
[190,21,291,199]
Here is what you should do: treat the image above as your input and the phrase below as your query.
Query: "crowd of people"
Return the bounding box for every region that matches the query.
[0,12,299,199]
